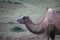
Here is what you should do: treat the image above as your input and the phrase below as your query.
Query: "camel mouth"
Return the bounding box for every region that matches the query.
[17,19,21,23]
[17,18,25,24]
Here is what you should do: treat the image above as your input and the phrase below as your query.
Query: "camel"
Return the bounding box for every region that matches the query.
[17,8,60,40]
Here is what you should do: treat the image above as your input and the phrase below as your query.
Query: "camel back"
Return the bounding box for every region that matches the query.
[45,8,60,31]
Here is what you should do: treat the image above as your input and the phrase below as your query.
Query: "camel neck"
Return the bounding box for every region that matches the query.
[25,20,34,26]
[24,20,45,34]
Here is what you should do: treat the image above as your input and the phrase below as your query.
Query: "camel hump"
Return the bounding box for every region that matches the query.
[46,7,53,10]
[47,8,60,15]
[47,8,54,12]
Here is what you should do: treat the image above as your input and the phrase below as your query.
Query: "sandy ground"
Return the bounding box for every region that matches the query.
[0,34,60,40]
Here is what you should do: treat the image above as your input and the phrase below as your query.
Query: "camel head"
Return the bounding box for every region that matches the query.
[17,16,30,24]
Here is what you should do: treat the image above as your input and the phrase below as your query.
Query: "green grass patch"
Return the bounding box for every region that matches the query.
[14,2,20,4]
[10,26,26,32]
[0,1,5,2]
[7,1,13,4]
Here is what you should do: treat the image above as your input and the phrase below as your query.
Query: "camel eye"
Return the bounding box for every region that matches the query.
[23,17,26,20]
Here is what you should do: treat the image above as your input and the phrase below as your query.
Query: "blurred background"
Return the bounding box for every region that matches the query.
[0,0,60,40]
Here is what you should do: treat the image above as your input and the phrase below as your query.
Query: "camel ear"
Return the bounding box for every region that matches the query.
[26,16,30,18]
[47,7,49,10]
[23,16,30,18]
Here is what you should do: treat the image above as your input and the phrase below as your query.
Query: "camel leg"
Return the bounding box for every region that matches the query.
[45,31,50,40]
[46,36,49,40]
[45,30,55,40]
[45,34,49,40]
[49,25,55,40]
[45,24,55,40]
[48,24,56,40]
[49,31,55,40]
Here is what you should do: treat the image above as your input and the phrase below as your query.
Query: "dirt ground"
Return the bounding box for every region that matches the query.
[0,34,60,40]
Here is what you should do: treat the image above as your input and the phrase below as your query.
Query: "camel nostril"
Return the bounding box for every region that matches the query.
[17,19,20,22]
